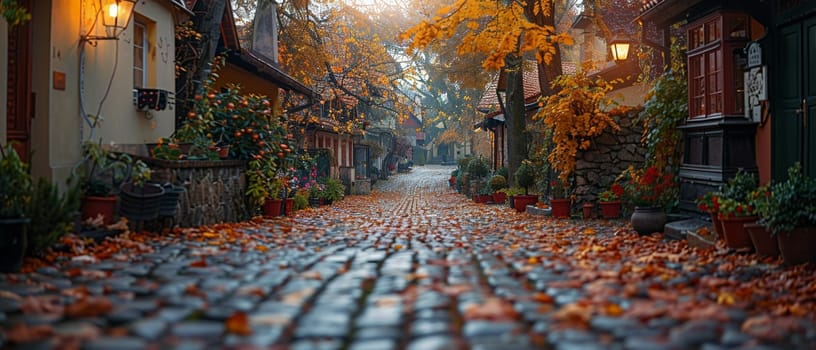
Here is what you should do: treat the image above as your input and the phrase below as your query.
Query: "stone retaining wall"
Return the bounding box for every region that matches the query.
[573,113,647,205]
[143,158,250,227]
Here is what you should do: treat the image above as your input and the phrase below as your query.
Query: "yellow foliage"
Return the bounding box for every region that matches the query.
[533,66,621,180]
[400,0,572,71]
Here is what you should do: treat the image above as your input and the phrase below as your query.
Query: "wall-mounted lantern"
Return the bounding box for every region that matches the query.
[609,35,631,63]
[84,0,137,42]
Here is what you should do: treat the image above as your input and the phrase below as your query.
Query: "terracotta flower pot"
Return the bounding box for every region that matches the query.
[599,201,621,219]
[81,195,118,225]
[743,222,779,258]
[718,215,756,250]
[217,145,230,159]
[550,199,571,218]
[263,199,283,217]
[513,195,537,213]
[582,203,594,220]
[284,198,294,216]
[630,206,666,235]
[777,227,816,265]
[492,192,507,205]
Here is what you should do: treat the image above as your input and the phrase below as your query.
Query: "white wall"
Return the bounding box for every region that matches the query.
[27,0,179,183]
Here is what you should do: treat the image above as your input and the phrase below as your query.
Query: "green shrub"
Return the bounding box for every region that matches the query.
[0,144,32,218]
[26,177,81,256]
[489,175,507,192]
[293,190,309,210]
[322,178,345,202]
[721,169,758,203]
[759,163,816,234]
[457,156,474,173]
[467,157,490,179]
[514,161,536,194]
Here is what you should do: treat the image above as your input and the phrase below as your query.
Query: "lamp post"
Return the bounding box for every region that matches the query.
[609,35,631,63]
[84,0,137,42]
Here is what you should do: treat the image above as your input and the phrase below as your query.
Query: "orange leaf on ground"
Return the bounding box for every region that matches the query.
[4,323,54,343]
[225,311,253,336]
[463,297,520,321]
[552,302,594,326]
[21,295,64,315]
[65,296,113,318]
[190,257,208,267]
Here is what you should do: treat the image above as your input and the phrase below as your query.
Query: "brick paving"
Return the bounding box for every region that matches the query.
[1,165,815,349]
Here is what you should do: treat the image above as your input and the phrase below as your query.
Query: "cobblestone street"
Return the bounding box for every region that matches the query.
[1,165,815,349]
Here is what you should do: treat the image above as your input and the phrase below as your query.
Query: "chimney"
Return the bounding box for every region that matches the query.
[251,1,279,64]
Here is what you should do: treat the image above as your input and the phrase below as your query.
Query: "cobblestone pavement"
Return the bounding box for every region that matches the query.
[1,165,816,349]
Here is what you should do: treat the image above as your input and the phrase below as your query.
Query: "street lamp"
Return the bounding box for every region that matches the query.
[84,0,137,42]
[609,35,631,63]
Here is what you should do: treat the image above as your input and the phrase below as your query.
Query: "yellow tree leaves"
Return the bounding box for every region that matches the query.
[400,0,572,70]
[533,67,621,180]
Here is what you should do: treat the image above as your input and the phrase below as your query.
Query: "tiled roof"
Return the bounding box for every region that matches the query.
[477,62,577,112]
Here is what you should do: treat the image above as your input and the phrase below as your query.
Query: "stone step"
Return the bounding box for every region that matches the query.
[664,218,710,240]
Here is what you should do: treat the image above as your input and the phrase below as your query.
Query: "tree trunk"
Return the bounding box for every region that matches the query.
[504,54,526,187]
[175,0,228,128]
[524,0,563,97]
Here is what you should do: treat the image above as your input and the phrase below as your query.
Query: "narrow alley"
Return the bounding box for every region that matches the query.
[1,166,815,349]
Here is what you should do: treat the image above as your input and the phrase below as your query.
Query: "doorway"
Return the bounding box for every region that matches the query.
[774,15,816,178]
[5,0,33,161]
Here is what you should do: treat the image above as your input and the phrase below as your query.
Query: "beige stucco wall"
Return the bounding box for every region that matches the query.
[30,0,178,182]
[0,17,7,145]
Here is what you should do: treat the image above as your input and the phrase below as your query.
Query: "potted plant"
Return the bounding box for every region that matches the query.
[716,170,759,250]
[549,177,572,218]
[0,144,33,272]
[621,166,677,235]
[322,177,346,205]
[513,161,538,212]
[118,158,164,223]
[489,174,508,204]
[75,140,136,225]
[246,158,284,217]
[467,157,490,197]
[696,191,724,239]
[759,163,816,265]
[744,185,779,258]
[501,187,525,208]
[306,181,325,208]
[715,198,756,250]
[598,183,624,219]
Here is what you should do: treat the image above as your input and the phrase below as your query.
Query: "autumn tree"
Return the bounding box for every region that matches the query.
[230,0,419,134]
[400,0,572,185]
[175,0,228,128]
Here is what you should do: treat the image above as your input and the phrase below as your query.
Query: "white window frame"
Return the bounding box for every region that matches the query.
[133,21,147,88]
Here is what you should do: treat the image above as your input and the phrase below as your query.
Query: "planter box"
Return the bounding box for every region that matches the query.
[141,158,249,227]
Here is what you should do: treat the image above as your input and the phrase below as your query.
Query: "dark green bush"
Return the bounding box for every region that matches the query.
[26,177,81,256]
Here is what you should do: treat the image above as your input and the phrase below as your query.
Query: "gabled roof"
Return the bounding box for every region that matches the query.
[476,62,577,113]
[186,0,315,98]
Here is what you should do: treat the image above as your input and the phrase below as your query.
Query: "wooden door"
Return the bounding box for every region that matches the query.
[774,16,816,178]
[5,0,33,161]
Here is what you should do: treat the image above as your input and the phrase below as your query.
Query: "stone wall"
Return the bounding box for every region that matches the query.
[573,113,647,205]
[144,158,250,227]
